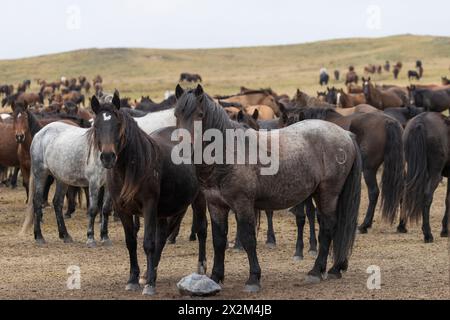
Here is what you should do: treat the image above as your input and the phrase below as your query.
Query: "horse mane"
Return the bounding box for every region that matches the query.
[89,106,159,205]
[25,110,43,137]
[176,89,237,132]
[218,100,243,109]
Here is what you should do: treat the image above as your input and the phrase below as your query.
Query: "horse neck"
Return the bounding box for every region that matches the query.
[203,99,239,133]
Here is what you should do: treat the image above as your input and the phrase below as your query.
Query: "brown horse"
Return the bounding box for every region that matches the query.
[245,105,275,120]
[216,90,280,116]
[279,106,405,233]
[347,84,364,94]
[328,88,366,108]
[0,122,19,172]
[290,89,335,108]
[345,67,359,86]
[362,78,404,110]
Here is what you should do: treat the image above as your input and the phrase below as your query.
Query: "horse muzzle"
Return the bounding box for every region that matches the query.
[15,134,25,144]
[100,152,117,169]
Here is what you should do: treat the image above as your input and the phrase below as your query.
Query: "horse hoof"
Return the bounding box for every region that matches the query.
[244,284,261,293]
[197,262,207,275]
[327,272,342,280]
[35,238,46,246]
[64,214,72,219]
[397,227,408,234]
[142,285,156,296]
[189,234,197,242]
[424,236,434,244]
[86,239,97,248]
[63,235,73,244]
[125,283,140,291]
[308,250,318,257]
[266,242,276,249]
[357,226,368,234]
[293,255,304,262]
[440,231,448,238]
[304,275,322,284]
[101,239,113,247]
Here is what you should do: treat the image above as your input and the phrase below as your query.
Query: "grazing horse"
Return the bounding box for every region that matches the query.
[20,120,112,247]
[402,112,449,242]
[175,84,362,290]
[408,85,450,112]
[279,106,405,234]
[362,78,404,110]
[179,73,203,83]
[408,70,421,81]
[90,92,207,295]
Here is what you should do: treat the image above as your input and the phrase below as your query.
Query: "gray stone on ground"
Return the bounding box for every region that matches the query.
[177,273,221,297]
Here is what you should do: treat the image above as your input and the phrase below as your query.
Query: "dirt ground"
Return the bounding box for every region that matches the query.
[0,177,448,300]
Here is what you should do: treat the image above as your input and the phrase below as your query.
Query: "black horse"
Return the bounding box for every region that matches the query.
[319,72,330,86]
[408,85,450,112]
[384,105,425,128]
[90,92,207,296]
[179,73,203,83]
[408,70,421,81]
[402,112,449,242]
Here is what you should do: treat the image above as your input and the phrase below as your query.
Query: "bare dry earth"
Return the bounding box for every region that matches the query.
[0,177,448,300]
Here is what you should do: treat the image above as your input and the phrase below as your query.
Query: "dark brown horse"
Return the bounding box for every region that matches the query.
[408,85,450,112]
[90,92,207,295]
[279,106,405,234]
[362,78,404,110]
[345,66,359,86]
[402,112,449,242]
[179,73,202,83]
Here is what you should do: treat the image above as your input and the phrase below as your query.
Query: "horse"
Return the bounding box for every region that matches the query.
[408,70,421,81]
[362,78,404,110]
[179,73,203,83]
[408,85,450,112]
[334,70,340,81]
[384,106,425,128]
[135,95,176,112]
[345,67,359,86]
[442,76,450,86]
[0,121,20,182]
[326,88,366,108]
[364,65,377,74]
[89,91,207,295]
[175,84,362,290]
[347,84,363,94]
[393,62,402,79]
[215,90,280,116]
[384,61,391,72]
[245,105,275,120]
[20,117,112,248]
[402,112,449,242]
[279,106,405,234]
[63,91,85,106]
[319,71,330,86]
[290,89,335,108]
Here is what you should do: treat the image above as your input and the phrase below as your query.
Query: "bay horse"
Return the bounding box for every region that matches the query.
[345,67,359,86]
[326,88,366,108]
[90,92,207,295]
[175,84,362,290]
[402,112,449,242]
[362,78,404,110]
[279,106,405,234]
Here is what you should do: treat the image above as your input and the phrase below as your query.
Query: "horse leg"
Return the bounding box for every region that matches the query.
[166,213,183,244]
[64,186,77,219]
[265,210,276,248]
[441,179,450,237]
[9,167,19,189]
[233,212,244,251]
[189,214,197,241]
[42,175,54,208]
[100,189,112,246]
[120,213,140,292]
[142,198,159,295]
[191,191,208,274]
[422,175,441,243]
[52,181,72,243]
[358,168,379,234]
[235,203,262,292]
[291,203,306,261]
[33,172,49,244]
[306,198,318,256]
[86,184,100,248]
[208,202,229,284]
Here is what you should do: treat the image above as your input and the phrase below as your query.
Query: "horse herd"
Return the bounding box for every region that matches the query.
[0,72,449,296]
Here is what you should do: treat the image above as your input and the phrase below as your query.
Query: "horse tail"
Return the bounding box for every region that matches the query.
[333,136,362,266]
[402,120,428,224]
[20,165,35,235]
[380,119,405,224]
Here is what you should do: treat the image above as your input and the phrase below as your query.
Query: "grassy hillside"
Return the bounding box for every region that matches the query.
[0,35,449,100]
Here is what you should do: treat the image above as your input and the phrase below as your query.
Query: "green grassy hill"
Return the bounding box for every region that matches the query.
[0,35,449,100]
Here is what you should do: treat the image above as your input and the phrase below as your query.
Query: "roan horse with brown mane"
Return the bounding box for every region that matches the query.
[175,84,362,291]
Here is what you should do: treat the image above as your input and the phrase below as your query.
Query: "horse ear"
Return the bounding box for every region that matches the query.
[252,109,259,120]
[237,110,245,122]
[112,89,121,110]
[194,84,204,98]
[175,84,184,99]
[91,95,100,114]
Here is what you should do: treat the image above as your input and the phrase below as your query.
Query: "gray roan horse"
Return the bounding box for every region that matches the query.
[174,84,362,291]
[20,121,111,247]
[89,92,207,296]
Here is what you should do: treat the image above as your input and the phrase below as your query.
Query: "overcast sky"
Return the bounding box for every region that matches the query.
[1,0,448,59]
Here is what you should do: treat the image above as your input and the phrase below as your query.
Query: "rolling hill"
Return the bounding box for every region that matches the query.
[0,34,449,100]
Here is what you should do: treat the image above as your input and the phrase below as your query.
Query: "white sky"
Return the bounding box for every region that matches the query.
[1,0,448,59]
